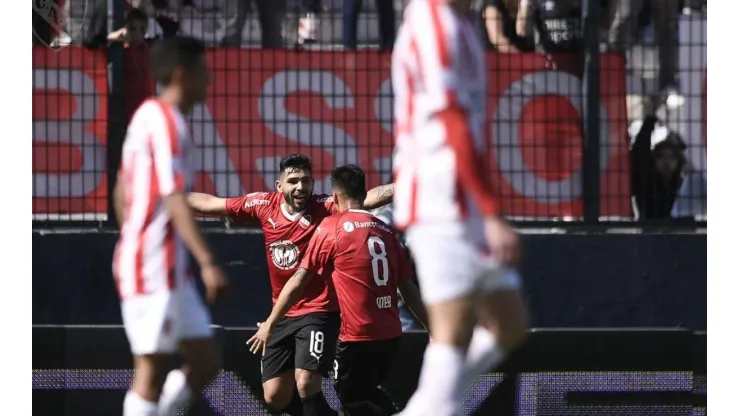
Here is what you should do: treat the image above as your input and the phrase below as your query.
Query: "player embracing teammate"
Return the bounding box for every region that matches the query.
[391,0,530,415]
[187,155,394,415]
[248,164,429,416]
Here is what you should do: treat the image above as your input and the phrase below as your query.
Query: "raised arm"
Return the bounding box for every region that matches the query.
[364,183,394,210]
[187,192,229,216]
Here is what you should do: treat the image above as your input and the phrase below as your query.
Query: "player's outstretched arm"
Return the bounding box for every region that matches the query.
[364,183,394,209]
[398,279,429,330]
[166,193,217,266]
[187,192,229,215]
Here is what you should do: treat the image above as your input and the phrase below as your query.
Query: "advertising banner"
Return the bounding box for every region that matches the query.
[32,48,631,220]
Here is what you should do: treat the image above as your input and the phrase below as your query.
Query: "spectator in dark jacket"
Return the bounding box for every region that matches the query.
[629,115,687,220]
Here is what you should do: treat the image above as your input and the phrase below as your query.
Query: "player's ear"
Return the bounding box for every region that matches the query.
[274,179,281,192]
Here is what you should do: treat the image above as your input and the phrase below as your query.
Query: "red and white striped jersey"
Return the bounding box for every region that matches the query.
[391,0,500,229]
[113,99,194,299]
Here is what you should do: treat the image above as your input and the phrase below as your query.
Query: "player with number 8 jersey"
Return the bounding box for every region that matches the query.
[187,154,395,415]
[249,165,428,415]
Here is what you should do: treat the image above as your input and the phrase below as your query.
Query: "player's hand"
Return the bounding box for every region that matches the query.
[246,321,273,355]
[201,263,230,304]
[483,216,520,267]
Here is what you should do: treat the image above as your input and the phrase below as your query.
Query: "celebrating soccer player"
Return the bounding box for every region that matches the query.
[113,36,230,416]
[391,0,531,415]
[187,155,394,415]
[248,164,428,416]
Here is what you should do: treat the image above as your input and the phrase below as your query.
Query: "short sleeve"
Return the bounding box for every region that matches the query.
[149,102,185,196]
[300,218,337,273]
[225,192,271,222]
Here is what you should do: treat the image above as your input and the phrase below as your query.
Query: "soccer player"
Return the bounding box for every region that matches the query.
[186,155,394,416]
[247,164,429,416]
[112,36,230,416]
[391,0,530,415]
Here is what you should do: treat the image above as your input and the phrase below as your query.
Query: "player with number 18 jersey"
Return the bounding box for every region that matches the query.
[249,165,428,415]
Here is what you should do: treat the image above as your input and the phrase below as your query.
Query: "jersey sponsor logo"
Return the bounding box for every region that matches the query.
[268,240,300,270]
[349,220,392,233]
[244,199,270,208]
[343,222,355,233]
[317,196,333,203]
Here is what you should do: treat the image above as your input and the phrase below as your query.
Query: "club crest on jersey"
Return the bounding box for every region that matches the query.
[299,215,312,229]
[268,240,300,270]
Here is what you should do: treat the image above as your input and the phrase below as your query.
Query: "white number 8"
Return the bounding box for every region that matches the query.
[368,236,389,286]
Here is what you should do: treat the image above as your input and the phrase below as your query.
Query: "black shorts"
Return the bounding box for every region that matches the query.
[261,311,340,382]
[333,337,401,406]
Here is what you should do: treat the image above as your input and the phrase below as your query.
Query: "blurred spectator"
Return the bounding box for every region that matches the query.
[629,115,687,220]
[298,0,323,44]
[342,0,396,50]
[108,8,158,123]
[477,0,532,53]
[517,0,583,54]
[219,0,286,48]
[371,205,424,332]
[108,7,152,45]
[83,0,179,49]
[606,0,684,109]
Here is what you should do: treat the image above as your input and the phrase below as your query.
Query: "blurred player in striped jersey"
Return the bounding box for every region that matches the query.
[391,0,529,415]
[113,36,230,416]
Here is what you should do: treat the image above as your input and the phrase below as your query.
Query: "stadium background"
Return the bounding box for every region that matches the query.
[32,0,706,414]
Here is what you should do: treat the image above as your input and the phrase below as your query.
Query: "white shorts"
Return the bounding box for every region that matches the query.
[121,282,213,355]
[406,220,521,305]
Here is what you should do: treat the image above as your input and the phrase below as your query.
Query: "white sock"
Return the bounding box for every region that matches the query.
[123,390,158,416]
[402,343,466,416]
[157,369,194,416]
[460,326,507,395]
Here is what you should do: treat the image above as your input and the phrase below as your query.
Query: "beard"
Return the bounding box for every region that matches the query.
[284,192,309,211]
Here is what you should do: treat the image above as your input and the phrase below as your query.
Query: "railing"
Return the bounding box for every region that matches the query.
[31,2,707,228]
[32,326,707,415]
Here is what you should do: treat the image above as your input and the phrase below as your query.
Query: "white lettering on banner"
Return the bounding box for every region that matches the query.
[258,71,359,194]
[492,70,611,203]
[33,69,105,198]
[190,104,245,196]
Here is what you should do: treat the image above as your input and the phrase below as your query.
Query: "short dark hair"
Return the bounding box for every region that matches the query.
[124,8,148,27]
[331,164,367,202]
[149,36,205,86]
[279,154,313,174]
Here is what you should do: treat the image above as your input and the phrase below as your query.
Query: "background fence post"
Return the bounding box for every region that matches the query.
[582,0,602,224]
[106,1,126,228]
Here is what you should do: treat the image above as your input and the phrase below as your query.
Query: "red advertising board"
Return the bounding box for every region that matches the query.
[32,47,632,220]
[32,47,109,219]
